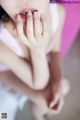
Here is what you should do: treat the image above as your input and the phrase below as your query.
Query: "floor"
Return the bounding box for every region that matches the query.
[15,31,80,120]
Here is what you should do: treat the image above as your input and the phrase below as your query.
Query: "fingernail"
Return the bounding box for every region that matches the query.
[27,11,32,16]
[31,10,38,15]
[34,12,38,18]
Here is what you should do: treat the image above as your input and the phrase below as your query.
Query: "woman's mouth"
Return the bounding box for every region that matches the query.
[19,8,38,19]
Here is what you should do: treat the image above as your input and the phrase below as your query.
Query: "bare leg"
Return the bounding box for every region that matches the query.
[30,101,46,120]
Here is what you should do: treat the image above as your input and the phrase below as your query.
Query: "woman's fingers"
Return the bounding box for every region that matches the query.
[33,11,42,40]
[16,11,49,54]
[49,88,61,108]
[48,96,64,115]
[41,13,48,39]
[16,14,24,37]
[16,14,31,48]
[26,11,36,44]
[57,96,64,113]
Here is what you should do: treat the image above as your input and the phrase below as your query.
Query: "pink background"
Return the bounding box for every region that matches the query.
[61,3,80,58]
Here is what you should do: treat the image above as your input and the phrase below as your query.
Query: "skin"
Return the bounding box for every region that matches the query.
[0,0,67,119]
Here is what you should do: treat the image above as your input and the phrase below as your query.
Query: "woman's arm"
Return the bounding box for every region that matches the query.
[50,5,66,84]
[30,52,49,90]
[0,41,49,90]
[49,52,63,85]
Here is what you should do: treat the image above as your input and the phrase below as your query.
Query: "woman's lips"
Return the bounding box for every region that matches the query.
[19,8,38,19]
[20,8,36,13]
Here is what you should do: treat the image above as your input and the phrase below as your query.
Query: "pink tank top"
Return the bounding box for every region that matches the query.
[0,3,59,72]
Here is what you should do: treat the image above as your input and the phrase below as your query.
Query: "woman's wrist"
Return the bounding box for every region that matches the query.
[30,52,50,89]
[30,51,47,64]
[30,51,45,59]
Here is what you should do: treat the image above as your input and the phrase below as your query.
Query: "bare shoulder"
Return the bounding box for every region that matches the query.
[0,40,11,52]
[57,4,66,28]
[0,40,7,63]
[0,40,6,50]
[0,39,16,64]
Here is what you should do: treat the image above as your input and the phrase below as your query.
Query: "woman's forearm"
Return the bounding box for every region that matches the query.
[31,53,50,89]
[49,52,64,84]
[0,44,49,90]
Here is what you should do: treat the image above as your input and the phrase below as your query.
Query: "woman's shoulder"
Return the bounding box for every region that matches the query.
[0,40,6,49]
[0,39,13,55]
[0,40,10,61]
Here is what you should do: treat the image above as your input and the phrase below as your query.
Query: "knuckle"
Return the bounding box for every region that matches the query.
[44,32,48,37]
[27,30,34,38]
[27,30,31,35]
[35,32,40,37]
[41,13,46,20]
[19,34,24,39]
[17,32,21,37]
[35,29,41,34]
[27,32,33,38]
[44,23,48,30]
[27,29,32,35]
[27,34,34,41]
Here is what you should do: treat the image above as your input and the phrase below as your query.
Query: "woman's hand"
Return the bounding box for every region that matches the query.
[33,79,69,116]
[15,11,50,90]
[16,11,50,55]
[33,64,70,115]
